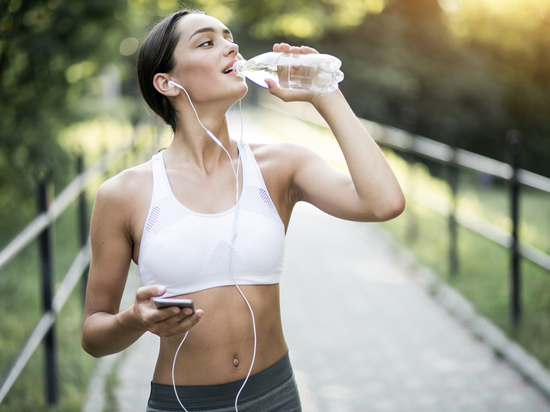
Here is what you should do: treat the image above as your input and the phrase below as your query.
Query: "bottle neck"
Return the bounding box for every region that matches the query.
[232,60,247,78]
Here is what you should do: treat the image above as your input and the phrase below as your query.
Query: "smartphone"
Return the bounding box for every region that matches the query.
[153,297,195,312]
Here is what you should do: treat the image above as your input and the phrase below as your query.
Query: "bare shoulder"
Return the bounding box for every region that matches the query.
[248,141,318,170]
[93,160,154,229]
[248,141,328,188]
[96,161,153,203]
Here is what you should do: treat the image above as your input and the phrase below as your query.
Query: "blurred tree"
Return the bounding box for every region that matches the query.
[184,0,390,39]
[0,0,131,243]
[307,0,508,163]
[444,0,550,175]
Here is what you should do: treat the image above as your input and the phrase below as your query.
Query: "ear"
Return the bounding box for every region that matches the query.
[153,73,179,97]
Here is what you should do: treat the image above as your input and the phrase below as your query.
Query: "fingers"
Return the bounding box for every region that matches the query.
[156,309,204,338]
[265,78,315,103]
[273,43,319,55]
[136,285,166,303]
[265,78,288,101]
[142,304,204,337]
[133,285,203,337]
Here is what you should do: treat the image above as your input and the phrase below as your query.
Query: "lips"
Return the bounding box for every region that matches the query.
[223,60,237,74]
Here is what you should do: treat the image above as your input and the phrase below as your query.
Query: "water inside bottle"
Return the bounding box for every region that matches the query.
[238,65,279,89]
[234,53,343,92]
[239,66,325,90]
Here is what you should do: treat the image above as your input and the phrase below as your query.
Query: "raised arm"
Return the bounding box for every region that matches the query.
[266,44,405,222]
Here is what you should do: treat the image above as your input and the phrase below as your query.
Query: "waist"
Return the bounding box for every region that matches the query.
[148,352,294,411]
[154,285,288,385]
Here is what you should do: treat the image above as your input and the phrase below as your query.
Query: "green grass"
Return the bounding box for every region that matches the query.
[456,170,550,255]
[378,154,550,370]
[0,119,161,411]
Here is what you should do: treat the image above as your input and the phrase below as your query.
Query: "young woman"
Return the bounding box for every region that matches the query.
[81,9,405,412]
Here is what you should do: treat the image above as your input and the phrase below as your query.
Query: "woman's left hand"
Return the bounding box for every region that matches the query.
[265,43,330,104]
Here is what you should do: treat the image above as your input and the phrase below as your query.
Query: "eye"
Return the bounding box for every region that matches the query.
[199,40,214,48]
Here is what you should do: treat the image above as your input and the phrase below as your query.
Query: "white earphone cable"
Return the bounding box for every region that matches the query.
[168,82,255,412]
[230,99,256,412]
[172,331,190,412]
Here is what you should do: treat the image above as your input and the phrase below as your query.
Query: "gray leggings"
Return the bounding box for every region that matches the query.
[147,353,302,412]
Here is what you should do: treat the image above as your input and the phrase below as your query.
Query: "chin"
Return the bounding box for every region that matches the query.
[228,82,248,104]
[238,84,249,100]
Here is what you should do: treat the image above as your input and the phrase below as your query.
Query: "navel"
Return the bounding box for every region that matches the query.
[233,357,240,368]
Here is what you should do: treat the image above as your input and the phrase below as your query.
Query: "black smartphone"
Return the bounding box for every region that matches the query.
[153,297,195,312]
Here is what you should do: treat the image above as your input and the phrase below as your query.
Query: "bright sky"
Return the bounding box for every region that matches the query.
[439,0,550,16]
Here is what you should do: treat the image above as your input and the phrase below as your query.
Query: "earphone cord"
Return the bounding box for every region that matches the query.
[172,332,190,412]
[169,90,256,412]
[229,103,258,410]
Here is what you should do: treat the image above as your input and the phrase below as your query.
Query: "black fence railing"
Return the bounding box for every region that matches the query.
[259,101,550,326]
[0,121,158,407]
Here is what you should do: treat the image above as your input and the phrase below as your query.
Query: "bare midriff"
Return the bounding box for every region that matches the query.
[152,284,288,386]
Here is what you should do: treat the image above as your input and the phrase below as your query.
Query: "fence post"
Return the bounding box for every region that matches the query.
[404,152,419,244]
[446,119,459,277]
[507,130,521,326]
[35,160,59,405]
[401,108,419,244]
[77,155,89,308]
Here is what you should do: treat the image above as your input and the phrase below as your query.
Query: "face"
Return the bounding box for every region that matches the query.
[169,14,247,105]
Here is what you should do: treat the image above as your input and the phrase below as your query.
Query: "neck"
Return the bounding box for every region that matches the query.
[166,92,242,170]
[165,113,239,172]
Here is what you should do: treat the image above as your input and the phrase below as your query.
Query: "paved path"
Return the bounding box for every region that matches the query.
[281,204,550,412]
[105,203,550,412]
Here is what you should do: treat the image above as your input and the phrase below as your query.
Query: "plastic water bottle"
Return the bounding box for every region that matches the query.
[232,52,344,93]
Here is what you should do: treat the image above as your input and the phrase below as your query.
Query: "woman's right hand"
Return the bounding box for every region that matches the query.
[133,285,204,337]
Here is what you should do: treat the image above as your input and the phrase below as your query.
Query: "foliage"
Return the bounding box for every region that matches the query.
[0,0,135,244]
[444,0,550,176]
[312,0,506,151]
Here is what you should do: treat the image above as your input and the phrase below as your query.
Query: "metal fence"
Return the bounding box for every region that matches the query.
[0,121,158,406]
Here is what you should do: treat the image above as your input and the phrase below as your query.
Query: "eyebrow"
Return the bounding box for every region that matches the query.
[188,27,232,41]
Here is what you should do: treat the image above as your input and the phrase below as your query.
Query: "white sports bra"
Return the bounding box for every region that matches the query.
[138,141,285,296]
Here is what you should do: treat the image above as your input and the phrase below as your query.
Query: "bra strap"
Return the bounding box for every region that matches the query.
[150,152,171,202]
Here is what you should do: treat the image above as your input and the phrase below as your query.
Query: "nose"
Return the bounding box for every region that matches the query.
[225,39,239,56]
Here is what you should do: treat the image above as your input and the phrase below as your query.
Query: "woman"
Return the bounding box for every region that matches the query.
[81,9,405,412]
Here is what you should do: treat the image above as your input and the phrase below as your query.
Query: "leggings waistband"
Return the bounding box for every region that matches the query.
[148,352,294,411]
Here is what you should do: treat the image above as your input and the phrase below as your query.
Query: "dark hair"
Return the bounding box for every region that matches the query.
[137,9,206,132]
